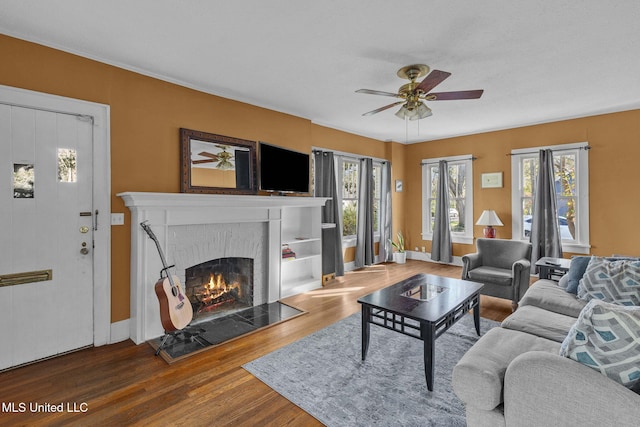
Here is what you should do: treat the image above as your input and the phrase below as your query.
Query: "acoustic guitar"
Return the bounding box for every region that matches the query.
[140,221,193,331]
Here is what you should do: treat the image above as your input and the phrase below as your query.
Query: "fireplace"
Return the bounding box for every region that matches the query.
[185,257,253,321]
[118,192,328,344]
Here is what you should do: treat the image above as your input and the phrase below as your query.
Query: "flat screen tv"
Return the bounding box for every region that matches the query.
[259,142,310,194]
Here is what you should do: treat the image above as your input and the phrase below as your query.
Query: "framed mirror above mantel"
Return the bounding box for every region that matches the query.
[180,128,257,195]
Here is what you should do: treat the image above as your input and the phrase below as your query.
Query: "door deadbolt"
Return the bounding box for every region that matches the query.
[80,242,89,255]
[80,226,89,234]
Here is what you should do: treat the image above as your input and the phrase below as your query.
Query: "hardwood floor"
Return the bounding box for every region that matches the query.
[0,261,512,426]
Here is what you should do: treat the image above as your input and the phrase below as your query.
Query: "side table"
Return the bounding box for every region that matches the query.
[535,257,571,281]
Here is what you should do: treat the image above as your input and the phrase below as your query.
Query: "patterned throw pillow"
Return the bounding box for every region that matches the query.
[560,299,640,389]
[577,257,640,305]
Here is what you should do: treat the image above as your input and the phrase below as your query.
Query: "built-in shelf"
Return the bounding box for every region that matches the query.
[282,237,321,244]
[282,253,321,263]
[280,205,323,299]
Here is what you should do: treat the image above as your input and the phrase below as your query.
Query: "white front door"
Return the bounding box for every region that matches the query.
[0,104,95,369]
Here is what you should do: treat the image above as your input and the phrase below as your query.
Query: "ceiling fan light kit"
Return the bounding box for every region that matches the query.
[395,102,432,120]
[357,64,484,121]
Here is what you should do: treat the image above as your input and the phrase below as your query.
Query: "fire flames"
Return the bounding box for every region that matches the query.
[196,273,242,311]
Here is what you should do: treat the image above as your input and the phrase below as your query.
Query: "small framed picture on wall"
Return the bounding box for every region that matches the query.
[481,172,503,188]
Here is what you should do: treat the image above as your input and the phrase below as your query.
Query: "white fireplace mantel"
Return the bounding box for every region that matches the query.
[119,192,330,210]
[118,192,328,344]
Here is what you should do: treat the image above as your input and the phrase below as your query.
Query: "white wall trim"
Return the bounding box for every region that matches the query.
[407,250,464,267]
[110,319,130,344]
[343,252,463,272]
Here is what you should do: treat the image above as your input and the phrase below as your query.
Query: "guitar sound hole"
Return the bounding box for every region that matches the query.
[172,287,178,297]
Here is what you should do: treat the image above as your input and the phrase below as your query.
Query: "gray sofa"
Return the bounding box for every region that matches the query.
[452,279,640,427]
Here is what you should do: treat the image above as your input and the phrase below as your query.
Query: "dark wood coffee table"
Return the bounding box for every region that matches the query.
[357,273,483,391]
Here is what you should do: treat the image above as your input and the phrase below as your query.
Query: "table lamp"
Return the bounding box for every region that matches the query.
[476,210,503,238]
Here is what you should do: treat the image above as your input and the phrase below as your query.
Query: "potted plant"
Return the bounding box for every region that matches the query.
[390,231,406,264]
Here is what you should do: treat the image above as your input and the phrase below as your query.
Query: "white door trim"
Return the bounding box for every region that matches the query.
[0,84,111,346]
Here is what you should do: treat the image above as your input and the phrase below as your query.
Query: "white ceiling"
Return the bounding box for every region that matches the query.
[2,1,639,143]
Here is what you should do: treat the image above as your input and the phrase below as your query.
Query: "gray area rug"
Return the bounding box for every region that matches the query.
[243,312,499,426]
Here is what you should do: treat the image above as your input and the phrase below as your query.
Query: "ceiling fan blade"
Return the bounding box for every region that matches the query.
[362,101,404,116]
[192,159,215,164]
[356,89,401,98]
[427,89,484,100]
[415,70,451,94]
[198,151,220,160]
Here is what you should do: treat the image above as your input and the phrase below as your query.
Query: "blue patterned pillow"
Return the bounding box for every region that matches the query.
[560,299,640,389]
[577,257,640,305]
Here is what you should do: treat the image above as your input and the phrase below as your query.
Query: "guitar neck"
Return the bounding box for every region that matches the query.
[141,221,172,274]
[151,237,170,271]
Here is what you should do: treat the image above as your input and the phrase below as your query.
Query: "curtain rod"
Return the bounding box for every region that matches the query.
[420,156,477,166]
[508,145,592,156]
[312,148,388,164]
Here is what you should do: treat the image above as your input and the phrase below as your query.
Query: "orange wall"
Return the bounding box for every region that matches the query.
[2,34,639,324]
[0,35,397,323]
[403,111,640,258]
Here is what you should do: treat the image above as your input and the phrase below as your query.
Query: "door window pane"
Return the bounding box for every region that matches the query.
[13,164,34,198]
[58,148,77,183]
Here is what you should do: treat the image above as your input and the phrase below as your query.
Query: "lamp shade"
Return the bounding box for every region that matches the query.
[476,210,504,226]
[395,102,432,120]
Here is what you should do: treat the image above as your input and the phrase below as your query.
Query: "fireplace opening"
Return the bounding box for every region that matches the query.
[184,257,253,321]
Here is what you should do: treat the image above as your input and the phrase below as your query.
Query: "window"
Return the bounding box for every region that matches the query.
[511,142,590,254]
[334,156,384,240]
[341,159,359,237]
[421,155,474,244]
[58,148,77,182]
[372,163,381,232]
[13,163,35,198]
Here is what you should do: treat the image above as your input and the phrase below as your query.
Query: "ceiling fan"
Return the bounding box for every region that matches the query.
[356,64,483,120]
[191,145,235,169]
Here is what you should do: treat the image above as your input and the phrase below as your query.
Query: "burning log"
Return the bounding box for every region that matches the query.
[193,273,243,314]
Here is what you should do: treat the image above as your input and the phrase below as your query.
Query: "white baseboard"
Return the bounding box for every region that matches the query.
[343,252,462,272]
[406,250,464,267]
[109,319,130,344]
[344,261,356,272]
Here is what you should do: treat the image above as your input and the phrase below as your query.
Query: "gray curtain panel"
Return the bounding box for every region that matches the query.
[530,149,563,269]
[355,158,375,268]
[431,160,453,263]
[379,162,393,262]
[313,150,345,276]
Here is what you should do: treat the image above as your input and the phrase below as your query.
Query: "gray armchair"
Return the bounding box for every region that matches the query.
[462,238,532,311]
